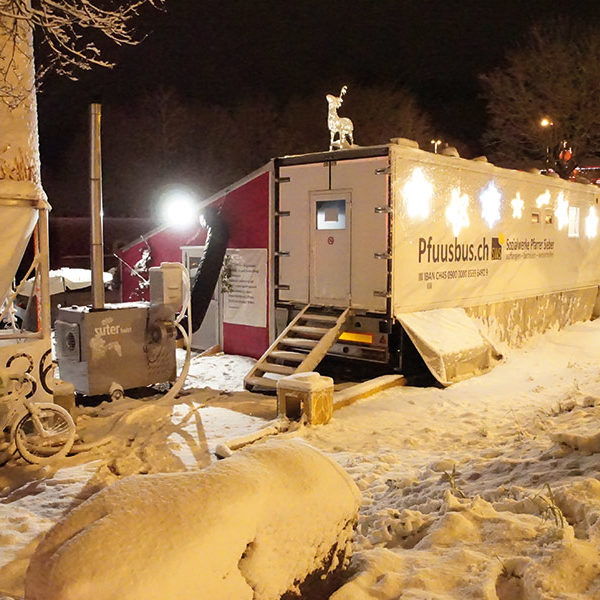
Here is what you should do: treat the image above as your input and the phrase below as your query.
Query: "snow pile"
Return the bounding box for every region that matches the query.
[331,491,600,599]
[24,439,361,600]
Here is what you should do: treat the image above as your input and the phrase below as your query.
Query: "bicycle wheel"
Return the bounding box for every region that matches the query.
[14,404,75,464]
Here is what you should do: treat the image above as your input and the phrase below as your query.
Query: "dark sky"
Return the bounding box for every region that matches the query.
[36,0,599,169]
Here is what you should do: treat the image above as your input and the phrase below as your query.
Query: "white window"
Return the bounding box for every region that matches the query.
[316,199,346,230]
[568,206,580,238]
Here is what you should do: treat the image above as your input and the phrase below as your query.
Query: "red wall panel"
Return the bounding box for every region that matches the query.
[119,170,271,358]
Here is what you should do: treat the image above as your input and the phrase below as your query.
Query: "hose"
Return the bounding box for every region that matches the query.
[185,206,229,333]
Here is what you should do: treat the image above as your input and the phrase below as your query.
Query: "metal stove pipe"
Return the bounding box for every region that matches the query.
[90,103,105,309]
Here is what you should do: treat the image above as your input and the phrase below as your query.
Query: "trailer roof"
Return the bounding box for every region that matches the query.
[276,145,389,166]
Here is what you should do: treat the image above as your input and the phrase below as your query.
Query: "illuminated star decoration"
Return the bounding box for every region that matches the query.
[554,192,569,231]
[402,167,433,219]
[446,188,470,237]
[511,193,524,219]
[535,190,551,208]
[479,181,502,228]
[585,206,599,239]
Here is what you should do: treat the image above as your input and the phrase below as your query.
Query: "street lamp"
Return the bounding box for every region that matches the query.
[430,139,442,154]
[540,117,554,168]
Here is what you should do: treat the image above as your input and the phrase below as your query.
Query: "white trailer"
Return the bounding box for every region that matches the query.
[245,139,600,388]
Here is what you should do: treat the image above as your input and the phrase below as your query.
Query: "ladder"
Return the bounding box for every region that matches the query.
[244,305,351,392]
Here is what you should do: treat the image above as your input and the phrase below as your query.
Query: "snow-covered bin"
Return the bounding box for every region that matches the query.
[24,438,360,600]
[277,371,334,424]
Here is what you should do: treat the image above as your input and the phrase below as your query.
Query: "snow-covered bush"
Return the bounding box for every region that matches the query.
[25,438,360,600]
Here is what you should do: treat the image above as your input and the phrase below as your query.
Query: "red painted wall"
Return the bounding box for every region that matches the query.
[119,170,271,358]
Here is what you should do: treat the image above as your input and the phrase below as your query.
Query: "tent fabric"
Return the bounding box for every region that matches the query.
[0,206,37,305]
[397,308,502,386]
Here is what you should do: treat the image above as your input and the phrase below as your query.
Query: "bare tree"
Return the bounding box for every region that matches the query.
[0,0,162,106]
[481,20,600,169]
[0,0,163,207]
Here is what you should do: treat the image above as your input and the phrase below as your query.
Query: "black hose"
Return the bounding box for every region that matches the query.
[187,207,229,333]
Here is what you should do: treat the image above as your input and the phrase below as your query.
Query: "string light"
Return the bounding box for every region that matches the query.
[446,188,470,237]
[511,193,524,219]
[585,206,599,239]
[402,167,433,220]
[479,182,502,228]
[554,192,569,231]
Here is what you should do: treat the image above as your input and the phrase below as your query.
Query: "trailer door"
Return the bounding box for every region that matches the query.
[309,191,351,306]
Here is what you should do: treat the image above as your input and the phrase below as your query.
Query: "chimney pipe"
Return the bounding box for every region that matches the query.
[90,103,105,309]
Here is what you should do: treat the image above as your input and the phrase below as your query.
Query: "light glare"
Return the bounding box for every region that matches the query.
[511,193,524,219]
[161,189,198,229]
[585,206,599,239]
[479,182,502,228]
[554,192,569,231]
[446,188,470,237]
[402,168,433,220]
[536,190,551,208]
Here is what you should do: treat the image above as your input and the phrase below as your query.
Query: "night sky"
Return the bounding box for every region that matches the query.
[36,0,599,196]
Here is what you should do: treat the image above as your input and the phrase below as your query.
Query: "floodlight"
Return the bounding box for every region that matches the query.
[160,188,198,229]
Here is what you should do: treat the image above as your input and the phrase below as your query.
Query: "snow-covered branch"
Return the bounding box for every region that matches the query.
[0,0,164,104]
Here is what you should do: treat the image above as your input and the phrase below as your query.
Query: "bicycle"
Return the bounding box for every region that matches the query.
[0,369,76,465]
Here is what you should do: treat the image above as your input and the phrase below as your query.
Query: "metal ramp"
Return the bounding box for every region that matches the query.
[244,305,351,392]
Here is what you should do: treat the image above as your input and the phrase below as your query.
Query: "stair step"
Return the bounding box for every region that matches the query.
[301,313,340,323]
[258,362,296,375]
[269,350,307,363]
[290,325,329,338]
[244,304,352,393]
[245,375,278,390]
[280,337,318,349]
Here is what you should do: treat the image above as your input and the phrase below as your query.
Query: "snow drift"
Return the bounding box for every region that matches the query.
[24,438,361,600]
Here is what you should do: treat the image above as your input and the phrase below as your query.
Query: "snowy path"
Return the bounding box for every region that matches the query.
[2,321,600,598]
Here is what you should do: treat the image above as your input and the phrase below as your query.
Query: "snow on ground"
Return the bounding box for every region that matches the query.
[2,321,600,598]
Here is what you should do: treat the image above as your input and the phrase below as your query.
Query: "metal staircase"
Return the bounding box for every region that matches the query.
[244,305,351,391]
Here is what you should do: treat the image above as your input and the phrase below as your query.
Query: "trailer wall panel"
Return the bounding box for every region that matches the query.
[390,145,600,318]
[331,157,389,311]
[277,164,328,304]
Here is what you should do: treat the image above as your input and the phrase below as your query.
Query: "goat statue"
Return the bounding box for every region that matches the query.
[326,86,354,151]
